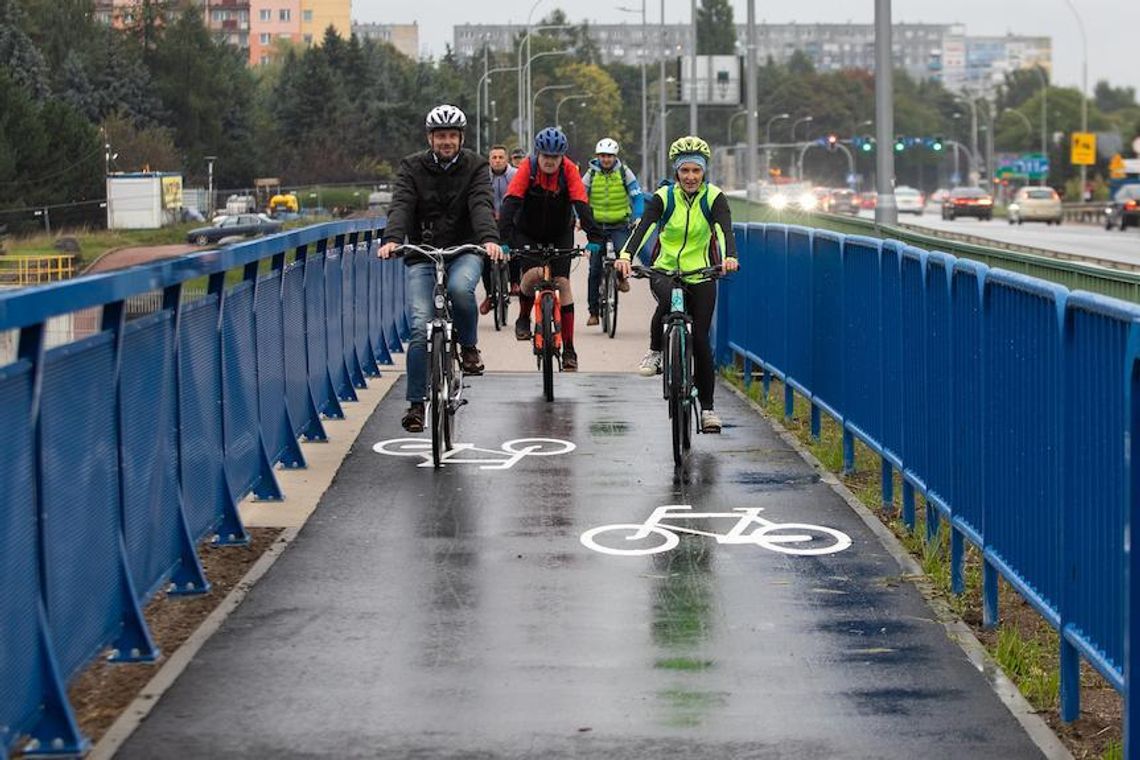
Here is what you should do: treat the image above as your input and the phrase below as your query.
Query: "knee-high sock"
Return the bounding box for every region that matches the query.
[518,295,534,323]
[560,303,575,349]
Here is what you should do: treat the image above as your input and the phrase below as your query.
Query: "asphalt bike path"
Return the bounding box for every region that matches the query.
[115,368,1047,758]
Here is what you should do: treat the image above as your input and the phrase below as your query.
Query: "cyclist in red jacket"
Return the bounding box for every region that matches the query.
[498,127,602,371]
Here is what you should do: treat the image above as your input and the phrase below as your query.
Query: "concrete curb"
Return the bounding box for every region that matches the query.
[723,379,1073,760]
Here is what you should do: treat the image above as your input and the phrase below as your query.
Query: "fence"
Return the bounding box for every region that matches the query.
[716,222,1140,754]
[0,217,403,758]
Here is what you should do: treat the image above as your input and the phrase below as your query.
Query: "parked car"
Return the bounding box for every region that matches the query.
[942,187,993,221]
[1105,184,1140,231]
[829,189,858,214]
[187,213,282,245]
[1008,186,1062,225]
[894,186,926,215]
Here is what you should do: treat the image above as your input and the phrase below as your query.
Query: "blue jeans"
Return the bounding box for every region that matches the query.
[587,224,631,316]
[404,253,482,403]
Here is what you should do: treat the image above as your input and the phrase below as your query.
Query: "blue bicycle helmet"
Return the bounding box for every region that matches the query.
[533,127,568,156]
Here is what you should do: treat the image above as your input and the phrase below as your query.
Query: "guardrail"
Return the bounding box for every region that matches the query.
[0,254,75,286]
[0,218,402,758]
[715,222,1140,754]
[728,197,1140,298]
[1062,201,1107,225]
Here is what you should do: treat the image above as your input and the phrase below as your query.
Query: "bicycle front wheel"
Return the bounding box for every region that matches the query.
[541,294,555,402]
[579,524,680,556]
[491,272,503,331]
[429,330,446,467]
[668,328,685,467]
[600,267,614,335]
[496,264,511,328]
[607,269,619,339]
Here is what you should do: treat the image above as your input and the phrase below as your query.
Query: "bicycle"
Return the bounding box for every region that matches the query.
[579,504,852,557]
[632,264,722,467]
[512,246,584,402]
[598,239,620,339]
[488,256,511,331]
[392,243,484,467]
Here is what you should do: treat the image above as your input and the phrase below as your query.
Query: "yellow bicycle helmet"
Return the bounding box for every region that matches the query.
[668,135,711,163]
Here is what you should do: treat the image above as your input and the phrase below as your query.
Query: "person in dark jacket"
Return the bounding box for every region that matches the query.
[378,104,503,432]
[499,126,602,371]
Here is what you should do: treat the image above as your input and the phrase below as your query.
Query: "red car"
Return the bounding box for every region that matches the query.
[858,192,877,210]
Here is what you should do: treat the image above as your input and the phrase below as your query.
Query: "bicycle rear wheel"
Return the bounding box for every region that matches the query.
[443,341,457,451]
[607,269,619,339]
[430,330,446,467]
[541,294,555,402]
[668,328,685,467]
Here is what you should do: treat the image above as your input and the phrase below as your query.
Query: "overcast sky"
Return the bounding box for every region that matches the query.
[356,0,1137,95]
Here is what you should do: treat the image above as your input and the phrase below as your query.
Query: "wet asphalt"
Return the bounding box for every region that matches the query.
[116,373,1044,759]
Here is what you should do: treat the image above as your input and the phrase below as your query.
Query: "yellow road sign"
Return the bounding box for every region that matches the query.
[1110,153,1126,179]
[1071,132,1096,165]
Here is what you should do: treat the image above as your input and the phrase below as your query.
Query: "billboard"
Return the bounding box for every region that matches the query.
[677,55,742,105]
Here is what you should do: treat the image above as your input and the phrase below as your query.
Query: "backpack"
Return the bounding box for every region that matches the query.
[528,155,569,194]
[650,182,720,263]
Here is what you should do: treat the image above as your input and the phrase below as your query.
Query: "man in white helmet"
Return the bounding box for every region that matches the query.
[378,104,503,433]
[581,137,643,326]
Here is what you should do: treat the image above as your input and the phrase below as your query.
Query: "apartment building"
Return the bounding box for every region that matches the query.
[352,22,419,59]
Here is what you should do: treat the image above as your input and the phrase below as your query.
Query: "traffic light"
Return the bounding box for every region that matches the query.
[931,136,944,152]
[894,136,906,152]
[860,136,874,153]
[826,133,838,152]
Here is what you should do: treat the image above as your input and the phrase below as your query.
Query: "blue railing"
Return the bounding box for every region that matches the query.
[716,223,1140,753]
[0,218,401,758]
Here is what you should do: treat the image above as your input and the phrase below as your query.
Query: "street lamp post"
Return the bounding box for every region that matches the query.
[790,116,813,180]
[555,93,594,130]
[532,83,575,130]
[205,155,217,218]
[1030,66,1048,186]
[728,109,749,144]
[516,22,569,145]
[1064,0,1089,198]
[689,0,697,134]
[476,64,519,154]
[524,49,571,138]
[617,0,649,183]
[744,0,759,199]
[874,0,897,224]
[764,113,790,182]
[658,0,667,184]
[1002,108,1033,144]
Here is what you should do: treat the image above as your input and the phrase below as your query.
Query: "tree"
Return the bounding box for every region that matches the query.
[0,0,51,99]
[103,111,180,173]
[549,62,626,158]
[1095,80,1137,114]
[696,0,735,55]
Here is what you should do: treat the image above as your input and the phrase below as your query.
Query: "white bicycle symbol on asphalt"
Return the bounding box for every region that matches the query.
[580,504,852,556]
[372,437,576,470]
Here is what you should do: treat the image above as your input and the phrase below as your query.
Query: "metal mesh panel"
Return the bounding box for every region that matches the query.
[810,233,843,418]
[306,253,333,412]
[924,254,955,511]
[283,262,311,437]
[950,263,986,540]
[984,275,1064,622]
[0,360,48,739]
[179,295,229,540]
[341,247,361,381]
[222,283,261,500]
[121,312,182,601]
[354,250,374,373]
[842,238,882,444]
[760,226,788,373]
[255,273,289,464]
[880,243,904,462]
[784,227,812,394]
[900,250,928,480]
[40,333,124,679]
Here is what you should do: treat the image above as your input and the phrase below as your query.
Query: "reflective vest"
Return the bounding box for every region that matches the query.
[584,163,634,223]
[652,182,725,278]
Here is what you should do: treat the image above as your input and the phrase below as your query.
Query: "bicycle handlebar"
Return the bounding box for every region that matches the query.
[507,246,585,263]
[392,243,486,259]
[631,264,726,281]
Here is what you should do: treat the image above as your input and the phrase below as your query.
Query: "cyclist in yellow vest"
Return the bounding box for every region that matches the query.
[616,135,739,433]
[581,138,643,326]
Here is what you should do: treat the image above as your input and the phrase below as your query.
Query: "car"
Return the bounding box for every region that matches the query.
[857,191,877,210]
[1008,186,1062,225]
[941,187,993,221]
[829,189,858,215]
[894,186,926,215]
[187,213,283,245]
[930,188,950,205]
[1105,184,1140,231]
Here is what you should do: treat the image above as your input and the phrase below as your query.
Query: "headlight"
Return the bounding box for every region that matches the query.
[770,195,789,211]
[1008,204,1020,212]
[797,193,817,211]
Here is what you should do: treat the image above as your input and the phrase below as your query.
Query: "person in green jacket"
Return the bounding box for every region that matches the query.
[581,138,643,326]
[616,135,739,433]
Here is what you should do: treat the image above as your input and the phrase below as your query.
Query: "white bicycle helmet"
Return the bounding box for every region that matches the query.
[425,104,467,132]
[595,138,620,155]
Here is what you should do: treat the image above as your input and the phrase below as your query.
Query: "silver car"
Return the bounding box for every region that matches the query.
[894,186,926,215]
[1008,187,1062,225]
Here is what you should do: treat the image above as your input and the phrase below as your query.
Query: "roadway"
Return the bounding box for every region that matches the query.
[866,208,1140,267]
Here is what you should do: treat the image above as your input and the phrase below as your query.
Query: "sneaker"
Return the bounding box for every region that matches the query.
[562,347,578,371]
[459,345,484,375]
[478,297,493,315]
[701,409,722,433]
[402,402,425,433]
[638,350,662,377]
[586,314,600,326]
[514,320,532,341]
[617,276,630,293]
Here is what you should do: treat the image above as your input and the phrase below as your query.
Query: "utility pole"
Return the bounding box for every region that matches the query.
[873,0,897,224]
[659,0,667,181]
[689,0,697,135]
[744,0,758,199]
